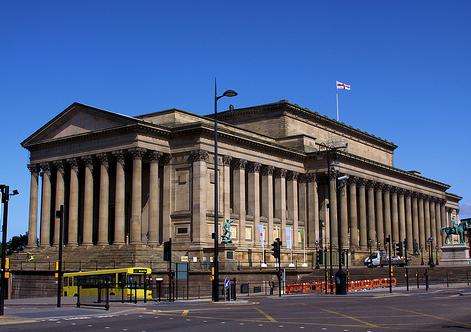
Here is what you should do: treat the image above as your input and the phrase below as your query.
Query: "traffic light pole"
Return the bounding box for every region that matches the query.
[0,186,10,316]
[56,205,64,308]
[387,236,392,293]
[404,240,409,291]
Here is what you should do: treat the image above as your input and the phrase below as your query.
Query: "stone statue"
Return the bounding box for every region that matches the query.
[221,218,233,244]
[442,219,466,245]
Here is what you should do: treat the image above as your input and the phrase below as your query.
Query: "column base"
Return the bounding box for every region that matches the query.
[67,243,78,247]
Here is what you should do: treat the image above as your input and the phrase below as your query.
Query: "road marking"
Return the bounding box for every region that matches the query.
[389,306,471,329]
[182,310,189,317]
[321,309,379,328]
[255,307,277,322]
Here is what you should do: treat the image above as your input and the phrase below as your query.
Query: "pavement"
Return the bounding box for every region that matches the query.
[2,286,471,331]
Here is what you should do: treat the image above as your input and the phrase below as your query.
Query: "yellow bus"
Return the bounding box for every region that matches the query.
[63,267,153,300]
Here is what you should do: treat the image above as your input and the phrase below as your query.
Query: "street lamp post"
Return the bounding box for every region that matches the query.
[0,185,19,316]
[212,80,237,302]
[55,205,65,307]
[427,237,434,267]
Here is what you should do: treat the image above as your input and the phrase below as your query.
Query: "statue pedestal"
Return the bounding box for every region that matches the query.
[440,245,471,266]
[219,243,238,262]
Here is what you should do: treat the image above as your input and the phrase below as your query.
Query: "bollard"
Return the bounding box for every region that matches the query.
[425,269,429,291]
[446,272,449,288]
[405,267,409,292]
[467,271,470,286]
[416,272,419,289]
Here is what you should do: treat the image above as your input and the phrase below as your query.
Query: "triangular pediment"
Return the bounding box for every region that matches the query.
[22,102,138,147]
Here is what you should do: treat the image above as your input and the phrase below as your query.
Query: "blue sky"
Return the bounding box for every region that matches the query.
[1,1,470,238]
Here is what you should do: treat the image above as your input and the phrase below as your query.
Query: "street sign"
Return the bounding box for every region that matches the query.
[285,226,293,250]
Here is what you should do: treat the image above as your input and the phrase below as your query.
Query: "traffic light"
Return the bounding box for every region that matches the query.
[340,251,346,266]
[163,239,172,262]
[271,238,281,259]
[315,249,323,267]
[394,241,403,257]
[402,239,408,253]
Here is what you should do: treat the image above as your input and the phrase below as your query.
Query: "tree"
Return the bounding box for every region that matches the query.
[0,233,28,255]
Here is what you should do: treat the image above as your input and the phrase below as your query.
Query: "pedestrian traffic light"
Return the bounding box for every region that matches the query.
[163,239,172,262]
[271,238,281,259]
[394,242,403,257]
[340,251,345,266]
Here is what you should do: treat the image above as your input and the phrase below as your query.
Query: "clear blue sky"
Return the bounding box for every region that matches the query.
[1,1,470,238]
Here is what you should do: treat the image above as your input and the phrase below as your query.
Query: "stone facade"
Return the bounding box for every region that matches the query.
[21,100,462,265]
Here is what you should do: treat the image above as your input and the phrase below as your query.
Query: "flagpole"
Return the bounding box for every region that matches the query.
[336,91,339,121]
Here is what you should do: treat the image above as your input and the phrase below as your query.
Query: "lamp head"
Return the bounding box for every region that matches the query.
[222,89,238,98]
[11,189,19,196]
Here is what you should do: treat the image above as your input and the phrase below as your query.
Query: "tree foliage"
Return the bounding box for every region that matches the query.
[0,233,28,255]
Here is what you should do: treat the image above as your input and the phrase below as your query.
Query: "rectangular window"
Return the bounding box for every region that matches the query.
[245,225,253,241]
[298,228,304,246]
[177,227,188,234]
[230,225,238,239]
[274,225,281,240]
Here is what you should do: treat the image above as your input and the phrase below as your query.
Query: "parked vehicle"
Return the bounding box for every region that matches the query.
[364,250,406,268]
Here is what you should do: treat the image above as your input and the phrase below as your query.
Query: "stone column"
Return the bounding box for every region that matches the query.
[329,171,339,249]
[39,163,52,247]
[190,150,209,245]
[375,183,384,248]
[366,180,376,248]
[348,177,358,250]
[233,159,247,245]
[82,156,94,246]
[339,177,348,250]
[383,185,392,241]
[405,191,413,251]
[358,178,367,250]
[298,175,308,242]
[274,168,287,244]
[440,201,447,246]
[247,162,261,245]
[435,200,442,247]
[147,151,160,245]
[306,173,319,247]
[418,194,425,250]
[97,153,110,246]
[222,156,232,220]
[412,193,419,249]
[398,189,406,244]
[391,187,399,244]
[287,171,299,249]
[430,198,437,246]
[161,154,172,242]
[53,161,65,246]
[130,148,146,245]
[67,159,79,246]
[113,151,126,245]
[261,165,274,244]
[27,164,39,248]
[424,196,431,245]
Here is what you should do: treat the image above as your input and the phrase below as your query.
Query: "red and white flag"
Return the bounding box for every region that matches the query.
[336,81,351,91]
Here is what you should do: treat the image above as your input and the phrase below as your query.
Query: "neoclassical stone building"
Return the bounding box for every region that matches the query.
[22,100,461,265]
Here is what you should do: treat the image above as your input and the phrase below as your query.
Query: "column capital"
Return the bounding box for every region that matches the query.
[27,163,40,174]
[418,192,427,200]
[347,176,358,185]
[274,168,287,178]
[147,150,161,161]
[53,160,65,175]
[129,147,147,159]
[397,187,405,196]
[160,153,172,165]
[328,168,340,179]
[403,189,412,197]
[382,184,392,191]
[96,153,111,169]
[247,162,261,173]
[188,150,209,163]
[374,182,385,191]
[232,158,247,169]
[304,172,317,183]
[82,155,94,170]
[112,150,126,165]
[261,165,274,176]
[411,191,419,198]
[66,158,79,171]
[439,198,447,205]
[287,170,298,181]
[357,177,367,187]
[222,155,232,166]
[365,180,375,189]
[39,163,51,176]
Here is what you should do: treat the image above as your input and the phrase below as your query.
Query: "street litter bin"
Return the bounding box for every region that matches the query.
[335,269,347,295]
